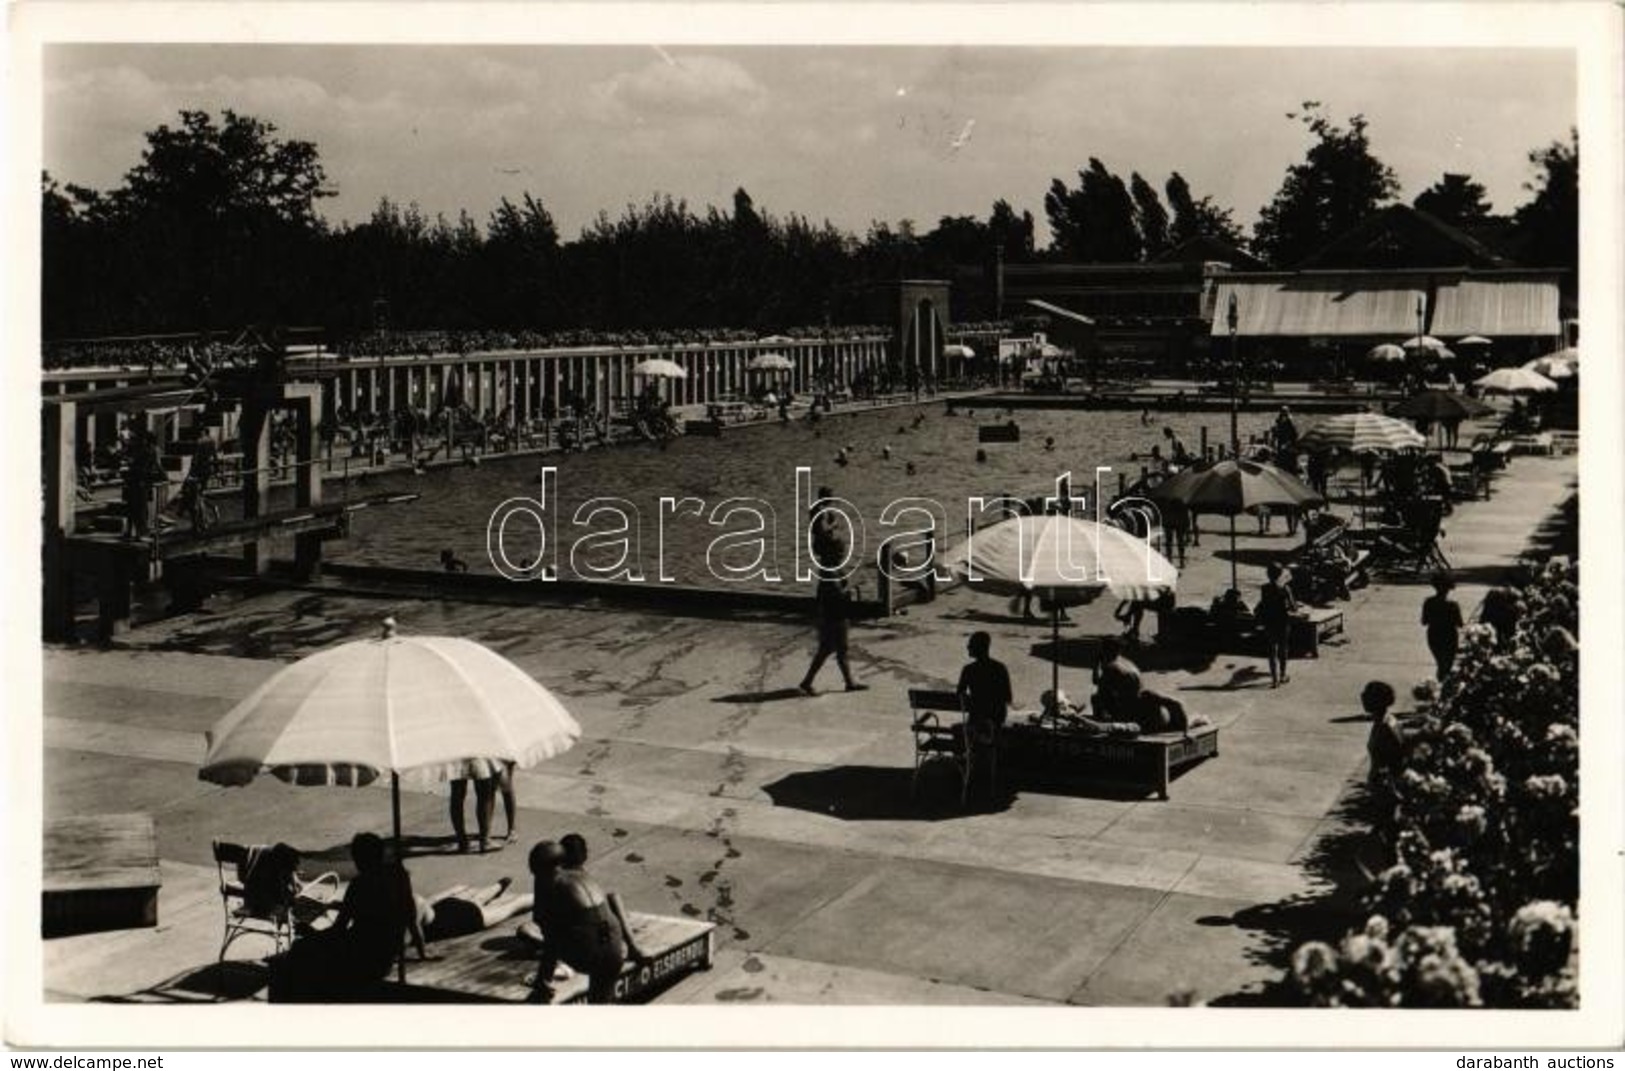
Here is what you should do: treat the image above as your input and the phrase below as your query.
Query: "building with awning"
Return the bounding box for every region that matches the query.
[1208,268,1564,370]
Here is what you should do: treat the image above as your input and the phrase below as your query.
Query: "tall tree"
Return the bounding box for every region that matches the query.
[1045,158,1141,261]
[1510,129,1578,274]
[1252,104,1400,267]
[1164,172,1247,250]
[1413,173,1493,226]
[1130,172,1170,259]
[62,109,336,333]
[987,198,1036,261]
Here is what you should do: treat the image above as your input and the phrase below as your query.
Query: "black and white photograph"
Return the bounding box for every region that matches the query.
[8,1,1623,1052]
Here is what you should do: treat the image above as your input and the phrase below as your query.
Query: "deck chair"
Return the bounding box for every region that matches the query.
[213,840,341,960]
[908,689,997,807]
[1372,499,1451,576]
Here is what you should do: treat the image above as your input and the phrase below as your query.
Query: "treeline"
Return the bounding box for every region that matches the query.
[41,106,1577,342]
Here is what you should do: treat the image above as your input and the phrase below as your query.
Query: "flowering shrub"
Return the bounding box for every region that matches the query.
[1292,559,1579,1008]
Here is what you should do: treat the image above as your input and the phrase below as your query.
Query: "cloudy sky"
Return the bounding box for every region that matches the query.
[43,44,1575,242]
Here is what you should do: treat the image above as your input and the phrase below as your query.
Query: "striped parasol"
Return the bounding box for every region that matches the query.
[1298,411,1427,455]
[1148,459,1324,590]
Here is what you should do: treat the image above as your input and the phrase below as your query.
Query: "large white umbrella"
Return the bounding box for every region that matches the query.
[943,344,976,359]
[1475,367,1558,394]
[1523,355,1577,380]
[746,352,794,372]
[1402,335,1448,351]
[1456,335,1494,347]
[947,513,1177,697]
[632,358,688,380]
[1366,343,1407,363]
[199,620,582,976]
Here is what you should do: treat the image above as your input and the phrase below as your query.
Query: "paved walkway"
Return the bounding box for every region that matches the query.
[40,448,1576,1007]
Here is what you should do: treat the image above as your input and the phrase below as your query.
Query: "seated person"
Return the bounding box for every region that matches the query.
[1209,588,1253,627]
[524,840,650,1004]
[416,877,533,943]
[277,832,429,999]
[1090,637,1143,722]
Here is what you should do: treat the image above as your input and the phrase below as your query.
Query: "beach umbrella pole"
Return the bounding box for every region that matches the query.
[1052,598,1061,701]
[393,772,406,984]
[1229,516,1238,592]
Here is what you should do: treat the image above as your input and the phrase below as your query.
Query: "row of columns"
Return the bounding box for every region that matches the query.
[326,339,889,420]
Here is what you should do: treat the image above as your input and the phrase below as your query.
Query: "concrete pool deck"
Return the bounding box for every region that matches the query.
[39,447,1577,1009]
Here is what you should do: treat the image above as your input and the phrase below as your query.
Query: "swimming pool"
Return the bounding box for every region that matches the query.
[316,402,1276,593]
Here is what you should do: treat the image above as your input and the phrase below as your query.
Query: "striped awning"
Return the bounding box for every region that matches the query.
[1211,278,1422,337]
[1429,278,1560,337]
[1212,273,1564,339]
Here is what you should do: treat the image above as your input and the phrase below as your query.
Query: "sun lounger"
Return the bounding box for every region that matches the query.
[1001,719,1220,800]
[372,912,716,1004]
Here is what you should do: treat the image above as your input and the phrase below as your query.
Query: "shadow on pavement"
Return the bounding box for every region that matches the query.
[712,687,809,705]
[1204,779,1377,1007]
[92,960,270,1004]
[762,766,1014,820]
[1179,665,1272,692]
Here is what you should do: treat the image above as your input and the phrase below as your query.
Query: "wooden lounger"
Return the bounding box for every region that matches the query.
[381,912,716,1004]
[43,813,161,938]
[1001,722,1220,800]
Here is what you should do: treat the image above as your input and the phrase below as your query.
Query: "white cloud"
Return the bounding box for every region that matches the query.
[589,54,767,123]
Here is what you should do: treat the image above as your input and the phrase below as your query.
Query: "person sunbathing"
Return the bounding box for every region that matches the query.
[412,877,533,942]
[1039,689,1139,735]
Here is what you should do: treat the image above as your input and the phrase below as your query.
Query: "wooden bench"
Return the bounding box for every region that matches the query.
[374,912,716,1004]
[1001,721,1220,800]
[1291,607,1346,658]
[43,813,161,938]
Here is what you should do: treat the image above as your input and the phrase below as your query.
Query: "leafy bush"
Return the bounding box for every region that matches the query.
[1292,559,1579,1007]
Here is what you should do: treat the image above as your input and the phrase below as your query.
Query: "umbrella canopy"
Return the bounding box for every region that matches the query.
[942,344,976,359]
[1474,367,1558,394]
[1148,459,1324,590]
[949,513,1177,602]
[1389,390,1494,422]
[1537,345,1580,365]
[1298,411,1427,455]
[947,513,1177,697]
[1523,355,1577,380]
[632,358,688,380]
[1401,335,1448,351]
[1366,343,1407,362]
[1456,335,1494,347]
[201,626,582,788]
[199,620,581,983]
[1148,459,1325,516]
[746,352,794,372]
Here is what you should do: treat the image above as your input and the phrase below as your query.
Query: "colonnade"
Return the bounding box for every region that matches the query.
[323,337,891,421]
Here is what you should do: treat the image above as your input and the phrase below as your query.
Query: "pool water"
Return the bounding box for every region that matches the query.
[319,403,1277,592]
